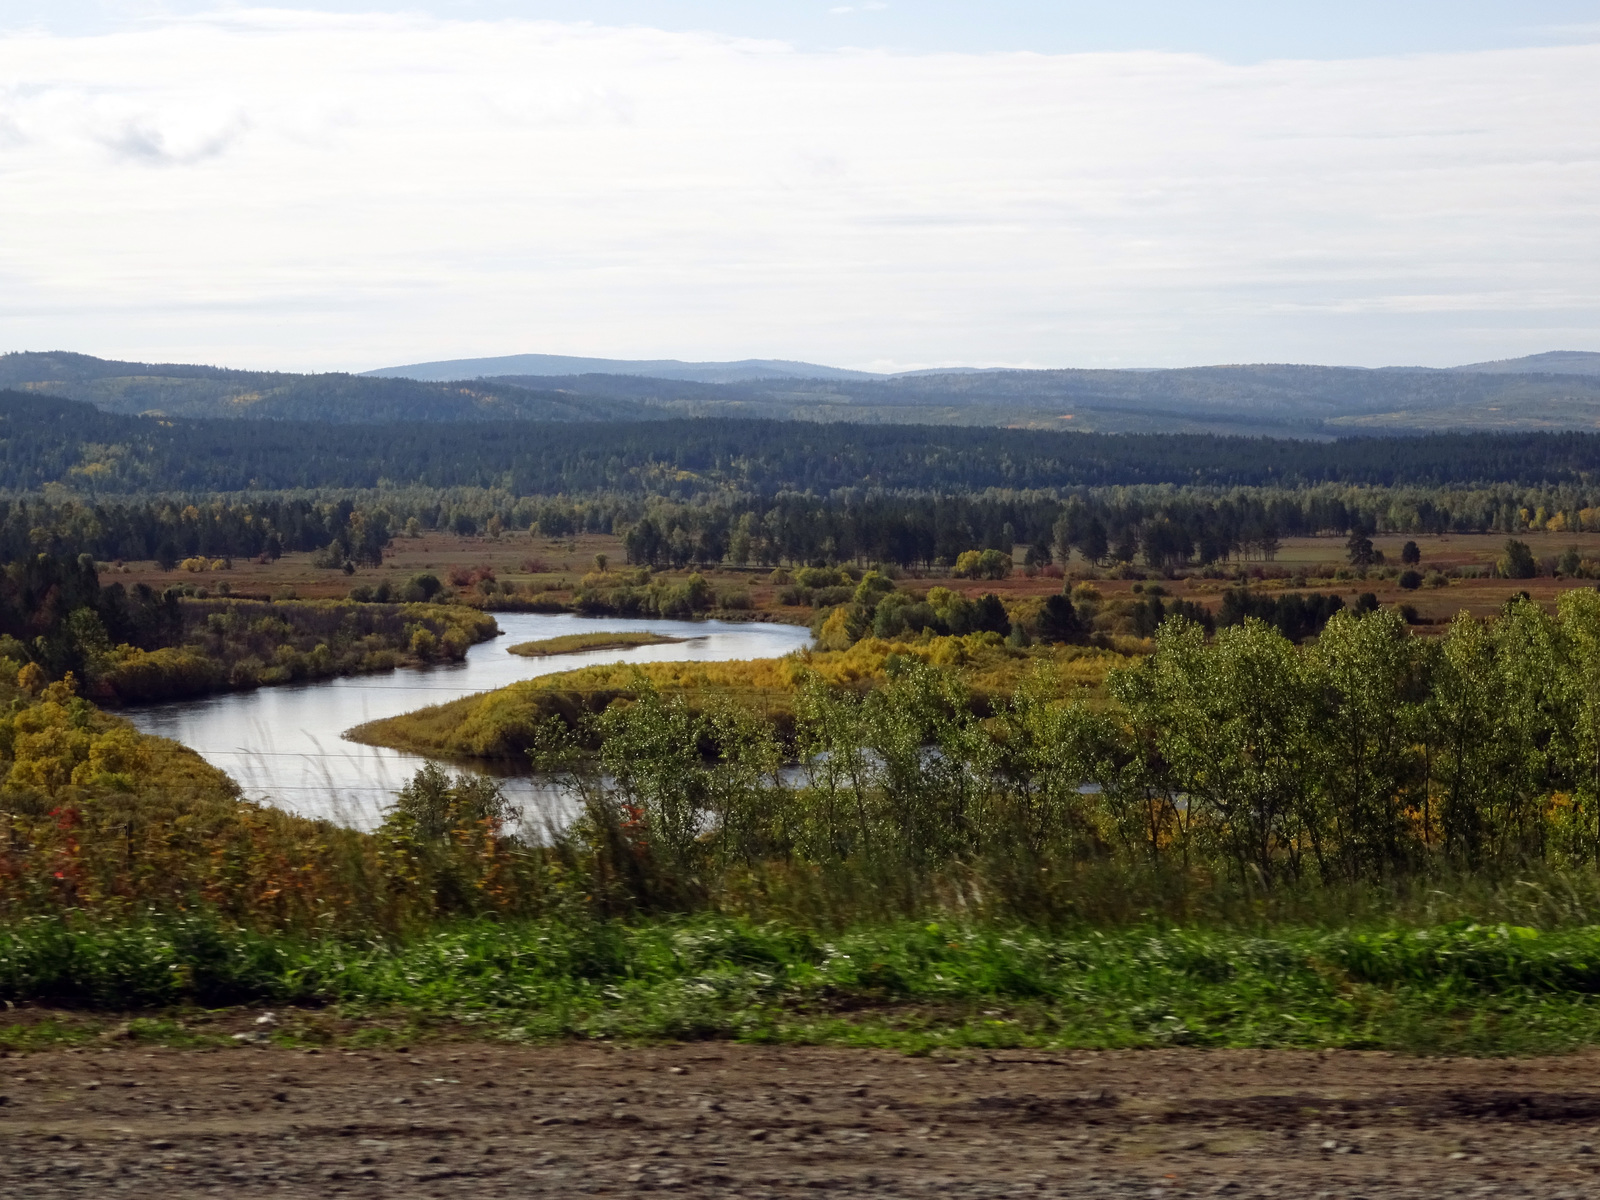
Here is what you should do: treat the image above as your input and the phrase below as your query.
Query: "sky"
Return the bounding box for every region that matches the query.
[1,2,1598,372]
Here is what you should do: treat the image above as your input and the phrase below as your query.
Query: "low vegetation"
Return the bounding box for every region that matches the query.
[17,399,1600,1052]
[348,634,1119,760]
[15,567,1600,1050]
[10,914,1600,1055]
[507,631,684,658]
[354,594,1600,924]
[0,669,376,927]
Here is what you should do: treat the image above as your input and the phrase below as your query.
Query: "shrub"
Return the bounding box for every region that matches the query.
[794,566,845,589]
[402,573,443,602]
[410,627,439,660]
[953,548,1013,580]
[1036,594,1084,644]
[1498,538,1538,579]
[810,585,854,608]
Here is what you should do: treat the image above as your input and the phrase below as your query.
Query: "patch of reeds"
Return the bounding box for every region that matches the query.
[506,631,684,657]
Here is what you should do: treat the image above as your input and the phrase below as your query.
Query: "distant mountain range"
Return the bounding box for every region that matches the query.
[0,351,649,423]
[1447,351,1600,376]
[363,352,890,384]
[5,348,1600,435]
[369,349,1600,386]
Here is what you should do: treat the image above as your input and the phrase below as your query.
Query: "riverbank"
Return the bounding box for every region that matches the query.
[347,635,1122,761]
[94,599,498,705]
[123,613,814,823]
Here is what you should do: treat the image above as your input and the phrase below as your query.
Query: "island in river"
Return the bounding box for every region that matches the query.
[506,631,685,657]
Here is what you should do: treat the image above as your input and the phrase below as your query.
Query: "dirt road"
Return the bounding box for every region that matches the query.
[3,1041,1600,1197]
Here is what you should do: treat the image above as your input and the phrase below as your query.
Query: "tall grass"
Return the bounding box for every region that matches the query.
[9,912,1600,1054]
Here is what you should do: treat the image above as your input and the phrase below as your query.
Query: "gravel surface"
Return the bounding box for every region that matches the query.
[3,1041,1600,1197]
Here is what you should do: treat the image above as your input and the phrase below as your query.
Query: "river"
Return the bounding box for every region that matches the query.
[124,613,812,830]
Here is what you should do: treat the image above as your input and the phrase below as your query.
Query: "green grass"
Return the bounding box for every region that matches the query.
[8,914,1600,1055]
[506,631,685,657]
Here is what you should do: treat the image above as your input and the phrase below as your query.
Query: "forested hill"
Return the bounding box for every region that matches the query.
[488,362,1600,434]
[10,350,1600,433]
[0,351,648,423]
[10,390,1600,496]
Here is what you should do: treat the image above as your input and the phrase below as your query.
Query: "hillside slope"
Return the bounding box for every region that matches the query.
[0,352,648,423]
[10,350,1600,432]
[11,389,1600,494]
[483,363,1600,434]
[1449,351,1600,376]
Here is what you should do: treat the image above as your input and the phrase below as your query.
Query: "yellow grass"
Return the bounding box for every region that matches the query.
[349,634,1125,761]
[506,631,684,657]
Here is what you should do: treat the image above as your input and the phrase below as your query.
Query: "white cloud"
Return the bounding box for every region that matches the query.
[0,8,1595,371]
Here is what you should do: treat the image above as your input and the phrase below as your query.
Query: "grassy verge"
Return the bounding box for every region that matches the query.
[507,631,685,657]
[7,914,1600,1056]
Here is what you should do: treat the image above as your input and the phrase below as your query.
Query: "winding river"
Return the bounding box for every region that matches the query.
[124,613,812,830]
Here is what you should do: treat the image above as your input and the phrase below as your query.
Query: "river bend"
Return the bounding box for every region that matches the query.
[124,613,811,829]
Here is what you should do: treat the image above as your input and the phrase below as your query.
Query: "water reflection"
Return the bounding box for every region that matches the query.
[124,613,811,829]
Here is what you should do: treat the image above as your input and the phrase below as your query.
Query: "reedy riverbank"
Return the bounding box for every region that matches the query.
[347,634,1120,760]
[506,630,684,657]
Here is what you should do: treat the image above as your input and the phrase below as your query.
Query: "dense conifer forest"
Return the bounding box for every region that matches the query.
[13,390,1600,496]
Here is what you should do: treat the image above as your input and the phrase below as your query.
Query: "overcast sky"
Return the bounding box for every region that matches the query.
[2,2,1598,372]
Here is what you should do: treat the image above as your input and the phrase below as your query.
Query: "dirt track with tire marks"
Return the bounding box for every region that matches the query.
[4,1043,1600,1197]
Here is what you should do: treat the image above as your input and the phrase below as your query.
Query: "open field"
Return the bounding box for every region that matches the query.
[101,528,1600,634]
[2,1041,1599,1198]
[107,529,628,604]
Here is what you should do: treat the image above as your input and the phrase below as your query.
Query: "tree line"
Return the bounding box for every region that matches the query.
[0,553,182,679]
[19,389,1600,496]
[0,497,389,568]
[6,481,1600,583]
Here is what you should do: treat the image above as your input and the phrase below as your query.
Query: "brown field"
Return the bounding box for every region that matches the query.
[100,529,1600,634]
[3,1039,1599,1198]
[105,529,628,602]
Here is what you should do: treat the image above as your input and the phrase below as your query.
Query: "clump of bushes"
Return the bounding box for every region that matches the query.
[517,594,1600,924]
[952,548,1013,580]
[572,571,717,618]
